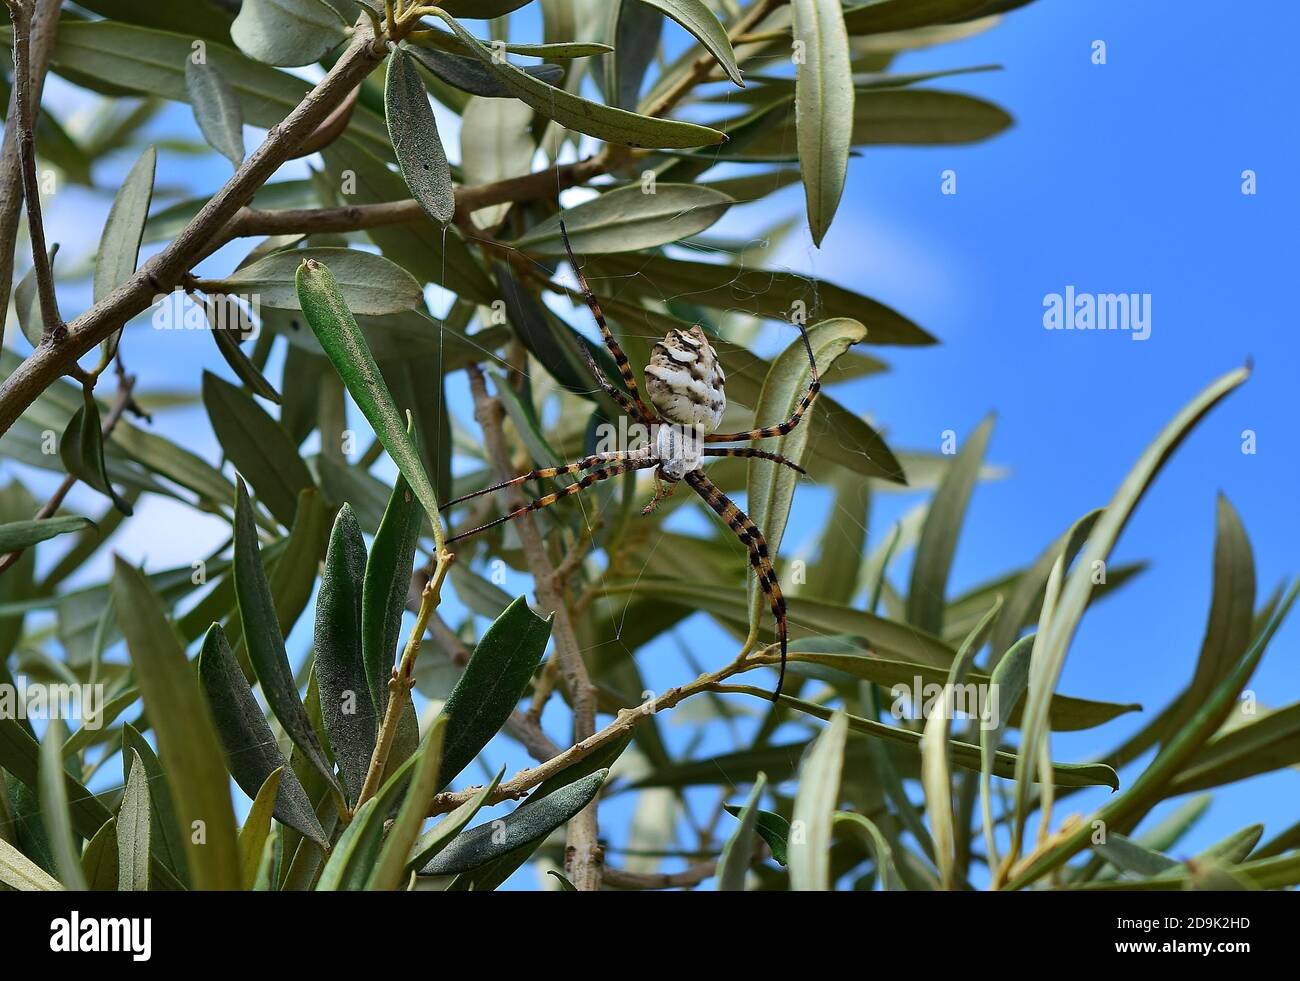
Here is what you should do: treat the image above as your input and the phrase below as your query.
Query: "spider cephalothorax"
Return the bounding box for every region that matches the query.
[442,222,821,697]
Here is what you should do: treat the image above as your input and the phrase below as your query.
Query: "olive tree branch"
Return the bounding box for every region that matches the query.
[425,643,776,817]
[0,0,58,321]
[0,19,387,438]
[465,361,604,890]
[3,0,63,341]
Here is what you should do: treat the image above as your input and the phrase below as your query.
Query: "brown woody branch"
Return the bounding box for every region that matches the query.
[0,19,388,437]
[4,0,63,341]
[465,362,604,890]
[0,0,59,323]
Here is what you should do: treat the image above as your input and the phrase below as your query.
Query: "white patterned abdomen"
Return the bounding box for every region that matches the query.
[644,325,726,434]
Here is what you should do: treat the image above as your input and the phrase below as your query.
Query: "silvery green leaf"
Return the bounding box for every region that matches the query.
[386,45,456,225]
[185,58,244,166]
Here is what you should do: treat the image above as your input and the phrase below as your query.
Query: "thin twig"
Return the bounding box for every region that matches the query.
[356,549,454,809]
[0,358,137,576]
[425,645,767,817]
[0,0,59,321]
[603,861,718,890]
[5,0,63,341]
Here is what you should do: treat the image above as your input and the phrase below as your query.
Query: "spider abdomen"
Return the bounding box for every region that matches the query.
[644,326,725,433]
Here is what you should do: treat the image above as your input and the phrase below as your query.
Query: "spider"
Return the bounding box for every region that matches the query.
[442,223,821,698]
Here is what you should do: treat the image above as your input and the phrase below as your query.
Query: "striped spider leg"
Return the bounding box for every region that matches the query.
[445,223,821,698]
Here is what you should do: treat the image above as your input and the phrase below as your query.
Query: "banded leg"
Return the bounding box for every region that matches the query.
[684,470,789,698]
[447,458,659,545]
[560,220,657,424]
[580,343,646,423]
[705,320,821,443]
[442,452,634,510]
[702,447,806,475]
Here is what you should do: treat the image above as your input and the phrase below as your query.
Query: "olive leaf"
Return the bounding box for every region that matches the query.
[386,45,456,225]
[185,57,244,166]
[230,0,349,67]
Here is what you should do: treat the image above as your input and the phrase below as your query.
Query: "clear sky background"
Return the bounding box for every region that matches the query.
[4,0,1297,888]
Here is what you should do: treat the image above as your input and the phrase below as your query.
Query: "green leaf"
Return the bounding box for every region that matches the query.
[233,480,340,797]
[93,145,155,303]
[0,836,62,891]
[637,0,742,87]
[842,0,992,35]
[368,716,448,890]
[14,243,58,348]
[206,296,281,403]
[746,318,868,641]
[117,750,151,891]
[60,387,134,515]
[1007,579,1298,889]
[1167,701,1300,795]
[439,0,537,16]
[421,770,609,877]
[743,89,1012,156]
[48,23,390,157]
[238,767,283,889]
[316,504,377,805]
[548,869,578,891]
[406,45,563,99]
[979,632,1031,867]
[906,415,993,636]
[430,11,725,149]
[921,597,1000,889]
[790,710,847,890]
[1014,367,1250,823]
[515,184,733,254]
[122,724,189,887]
[230,0,347,67]
[408,766,504,871]
[81,817,120,891]
[1165,493,1257,741]
[592,252,935,345]
[199,247,424,316]
[386,45,456,225]
[0,515,92,552]
[834,811,899,890]
[436,596,553,790]
[722,803,790,866]
[362,466,423,716]
[316,735,427,891]
[735,686,1120,789]
[459,95,535,227]
[185,57,244,166]
[791,0,853,244]
[717,772,766,890]
[112,557,241,889]
[605,0,662,110]
[39,719,88,890]
[198,622,329,846]
[1092,833,1179,878]
[296,256,446,539]
[202,370,313,527]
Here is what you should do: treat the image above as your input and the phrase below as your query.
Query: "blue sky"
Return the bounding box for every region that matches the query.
[4,0,1297,888]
